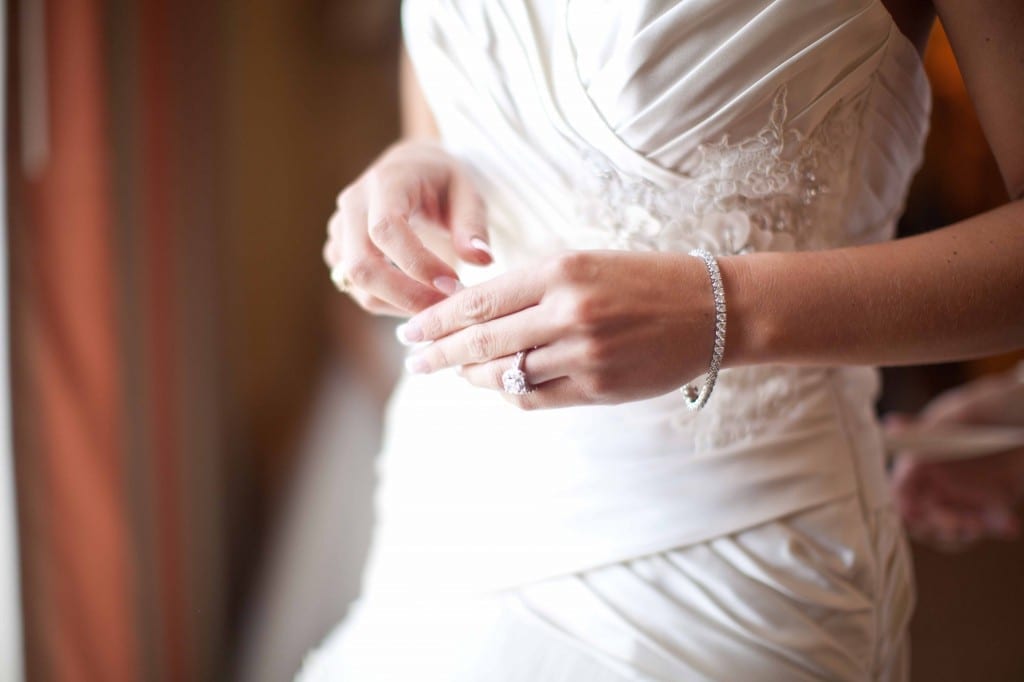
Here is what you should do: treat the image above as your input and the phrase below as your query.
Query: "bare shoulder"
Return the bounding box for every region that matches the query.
[927,0,1024,198]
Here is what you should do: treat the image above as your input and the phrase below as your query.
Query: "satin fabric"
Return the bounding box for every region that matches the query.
[300,1,930,679]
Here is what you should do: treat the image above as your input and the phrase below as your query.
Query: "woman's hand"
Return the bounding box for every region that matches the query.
[888,368,1024,551]
[397,250,720,409]
[323,141,493,316]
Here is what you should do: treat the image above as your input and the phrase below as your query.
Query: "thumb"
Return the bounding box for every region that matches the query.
[447,169,493,265]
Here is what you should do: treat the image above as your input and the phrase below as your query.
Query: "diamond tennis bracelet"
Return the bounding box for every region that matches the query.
[681,248,727,410]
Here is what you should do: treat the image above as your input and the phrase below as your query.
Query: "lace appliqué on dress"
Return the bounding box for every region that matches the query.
[573,86,872,446]
[575,86,869,255]
[671,365,828,450]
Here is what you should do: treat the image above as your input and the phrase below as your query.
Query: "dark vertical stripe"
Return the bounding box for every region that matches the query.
[169,0,228,676]
[104,0,161,678]
[137,0,189,679]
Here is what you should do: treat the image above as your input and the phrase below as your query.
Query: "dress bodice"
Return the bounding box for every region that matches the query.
[357,0,933,598]
[405,0,930,261]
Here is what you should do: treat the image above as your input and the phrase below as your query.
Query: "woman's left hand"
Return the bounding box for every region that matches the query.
[397,250,724,409]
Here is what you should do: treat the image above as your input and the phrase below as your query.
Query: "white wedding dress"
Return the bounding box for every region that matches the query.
[299,0,930,679]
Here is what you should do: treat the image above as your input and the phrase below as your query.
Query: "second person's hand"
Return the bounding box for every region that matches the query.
[888,369,1024,550]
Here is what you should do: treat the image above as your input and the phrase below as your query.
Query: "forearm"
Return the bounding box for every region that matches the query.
[720,199,1024,368]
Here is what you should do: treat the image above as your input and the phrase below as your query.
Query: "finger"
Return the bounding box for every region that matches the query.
[894,484,928,525]
[446,168,492,265]
[500,376,588,411]
[324,209,346,269]
[953,510,987,540]
[404,305,559,373]
[907,516,971,552]
[922,504,979,550]
[891,457,936,508]
[917,377,1010,425]
[889,454,919,489]
[349,289,407,317]
[323,236,342,269]
[327,245,407,317]
[924,534,972,553]
[457,343,574,389]
[341,252,448,314]
[366,175,463,294]
[881,412,915,433]
[338,194,448,313]
[981,506,1021,539]
[399,267,547,343]
[331,249,417,317]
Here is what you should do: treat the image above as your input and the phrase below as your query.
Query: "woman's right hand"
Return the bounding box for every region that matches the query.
[323,141,493,317]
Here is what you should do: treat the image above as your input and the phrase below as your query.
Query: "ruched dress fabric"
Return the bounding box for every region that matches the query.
[299,1,931,680]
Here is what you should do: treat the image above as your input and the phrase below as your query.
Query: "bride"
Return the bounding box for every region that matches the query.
[305,0,1023,679]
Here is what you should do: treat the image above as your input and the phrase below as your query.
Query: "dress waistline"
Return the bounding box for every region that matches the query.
[361,408,874,599]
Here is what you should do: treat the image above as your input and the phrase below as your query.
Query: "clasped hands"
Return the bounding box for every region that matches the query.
[323,141,718,409]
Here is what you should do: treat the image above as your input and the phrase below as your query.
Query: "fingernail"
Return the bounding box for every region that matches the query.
[404,354,429,374]
[395,322,423,345]
[433,276,463,296]
[470,237,492,258]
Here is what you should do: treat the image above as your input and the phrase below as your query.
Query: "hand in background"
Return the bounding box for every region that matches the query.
[888,366,1024,551]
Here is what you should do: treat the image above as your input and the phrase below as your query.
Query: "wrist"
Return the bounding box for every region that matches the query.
[716,254,778,368]
[680,248,728,409]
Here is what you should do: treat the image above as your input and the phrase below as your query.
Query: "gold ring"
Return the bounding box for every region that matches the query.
[330,265,353,294]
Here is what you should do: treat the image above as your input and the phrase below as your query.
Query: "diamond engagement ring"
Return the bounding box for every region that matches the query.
[501,350,534,395]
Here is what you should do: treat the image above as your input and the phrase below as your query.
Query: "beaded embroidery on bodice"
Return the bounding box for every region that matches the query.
[575,85,869,255]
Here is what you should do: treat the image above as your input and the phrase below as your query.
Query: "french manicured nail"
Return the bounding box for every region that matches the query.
[433,276,463,296]
[404,354,429,374]
[470,237,492,258]
[395,322,423,345]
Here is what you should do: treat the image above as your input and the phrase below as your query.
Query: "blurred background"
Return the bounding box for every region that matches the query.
[1,1,1021,680]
